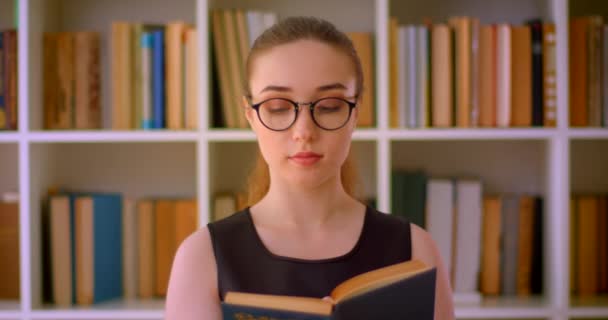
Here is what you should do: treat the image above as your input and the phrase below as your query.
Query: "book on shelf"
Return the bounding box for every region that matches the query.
[0,197,19,299]
[42,189,198,305]
[569,16,608,128]
[43,31,101,130]
[109,21,197,130]
[222,259,436,320]
[389,16,556,129]
[0,29,18,130]
[571,194,608,296]
[391,170,544,297]
[210,9,278,129]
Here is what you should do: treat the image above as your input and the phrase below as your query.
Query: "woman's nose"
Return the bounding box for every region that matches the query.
[291,106,317,141]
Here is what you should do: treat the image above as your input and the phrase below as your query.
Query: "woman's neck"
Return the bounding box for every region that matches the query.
[253,175,360,230]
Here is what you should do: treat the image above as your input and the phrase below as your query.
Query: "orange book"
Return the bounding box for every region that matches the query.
[74,32,101,129]
[598,196,608,293]
[511,25,532,127]
[347,32,375,127]
[175,199,198,247]
[111,22,132,130]
[478,25,496,127]
[43,33,59,129]
[185,28,199,130]
[577,195,599,296]
[166,22,186,129]
[155,200,176,296]
[137,200,156,298]
[431,24,453,127]
[480,196,502,295]
[449,17,472,128]
[0,201,19,299]
[56,33,74,129]
[569,18,588,127]
[223,10,247,128]
[516,196,534,296]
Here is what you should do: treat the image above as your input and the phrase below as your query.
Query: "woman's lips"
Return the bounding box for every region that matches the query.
[289,152,323,166]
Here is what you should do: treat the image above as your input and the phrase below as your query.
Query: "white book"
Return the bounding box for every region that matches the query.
[453,180,483,294]
[425,179,455,282]
[407,26,418,128]
[246,11,260,47]
[470,19,480,127]
[398,26,408,128]
[417,26,429,128]
[496,24,511,127]
[122,198,139,300]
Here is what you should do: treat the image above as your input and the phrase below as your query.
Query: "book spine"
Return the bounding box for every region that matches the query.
[0,32,5,129]
[152,30,165,129]
[529,20,544,127]
[141,32,153,129]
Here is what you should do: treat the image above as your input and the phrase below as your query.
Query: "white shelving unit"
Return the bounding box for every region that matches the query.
[0,0,606,319]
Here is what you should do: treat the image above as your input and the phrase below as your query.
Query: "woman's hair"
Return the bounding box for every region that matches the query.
[243,16,364,207]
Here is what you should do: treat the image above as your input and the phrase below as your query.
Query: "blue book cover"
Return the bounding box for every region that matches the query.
[152,30,165,129]
[90,193,123,303]
[141,32,154,129]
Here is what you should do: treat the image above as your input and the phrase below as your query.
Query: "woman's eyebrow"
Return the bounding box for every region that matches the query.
[258,82,347,94]
[316,83,347,91]
[259,85,292,94]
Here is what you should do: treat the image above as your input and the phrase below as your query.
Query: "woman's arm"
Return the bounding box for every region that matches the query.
[410,223,455,320]
[165,227,222,320]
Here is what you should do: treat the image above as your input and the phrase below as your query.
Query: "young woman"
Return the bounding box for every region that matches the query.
[165,16,454,319]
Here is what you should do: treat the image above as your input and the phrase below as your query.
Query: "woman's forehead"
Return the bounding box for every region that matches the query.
[250,40,357,95]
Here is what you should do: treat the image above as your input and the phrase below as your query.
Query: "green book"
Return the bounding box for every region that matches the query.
[391,170,428,227]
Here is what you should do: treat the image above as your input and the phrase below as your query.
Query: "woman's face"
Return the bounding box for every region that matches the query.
[245,39,358,190]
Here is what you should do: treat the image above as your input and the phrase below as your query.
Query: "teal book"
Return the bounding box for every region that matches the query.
[74,193,123,304]
[221,259,436,320]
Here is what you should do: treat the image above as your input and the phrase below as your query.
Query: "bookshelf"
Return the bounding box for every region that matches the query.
[0,0,605,319]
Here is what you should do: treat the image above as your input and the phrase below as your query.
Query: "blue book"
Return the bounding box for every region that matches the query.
[152,30,165,129]
[74,193,123,304]
[222,260,436,320]
[141,32,154,129]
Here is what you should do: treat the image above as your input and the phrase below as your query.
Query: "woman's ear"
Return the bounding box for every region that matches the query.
[243,96,256,130]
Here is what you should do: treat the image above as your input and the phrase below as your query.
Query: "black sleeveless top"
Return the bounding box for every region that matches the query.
[207,205,412,300]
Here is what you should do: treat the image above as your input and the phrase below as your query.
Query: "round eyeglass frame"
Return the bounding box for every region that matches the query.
[248,97,358,131]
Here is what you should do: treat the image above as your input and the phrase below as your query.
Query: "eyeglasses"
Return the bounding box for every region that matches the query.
[249,97,357,131]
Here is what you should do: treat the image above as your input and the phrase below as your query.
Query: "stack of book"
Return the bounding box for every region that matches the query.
[569,16,608,127]
[0,29,18,130]
[389,17,556,128]
[42,190,198,306]
[391,170,544,298]
[43,22,199,131]
[111,22,198,130]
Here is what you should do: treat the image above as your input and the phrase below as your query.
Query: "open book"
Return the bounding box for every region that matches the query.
[222,259,436,320]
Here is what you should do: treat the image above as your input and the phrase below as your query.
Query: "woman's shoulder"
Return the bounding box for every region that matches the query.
[367,206,412,231]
